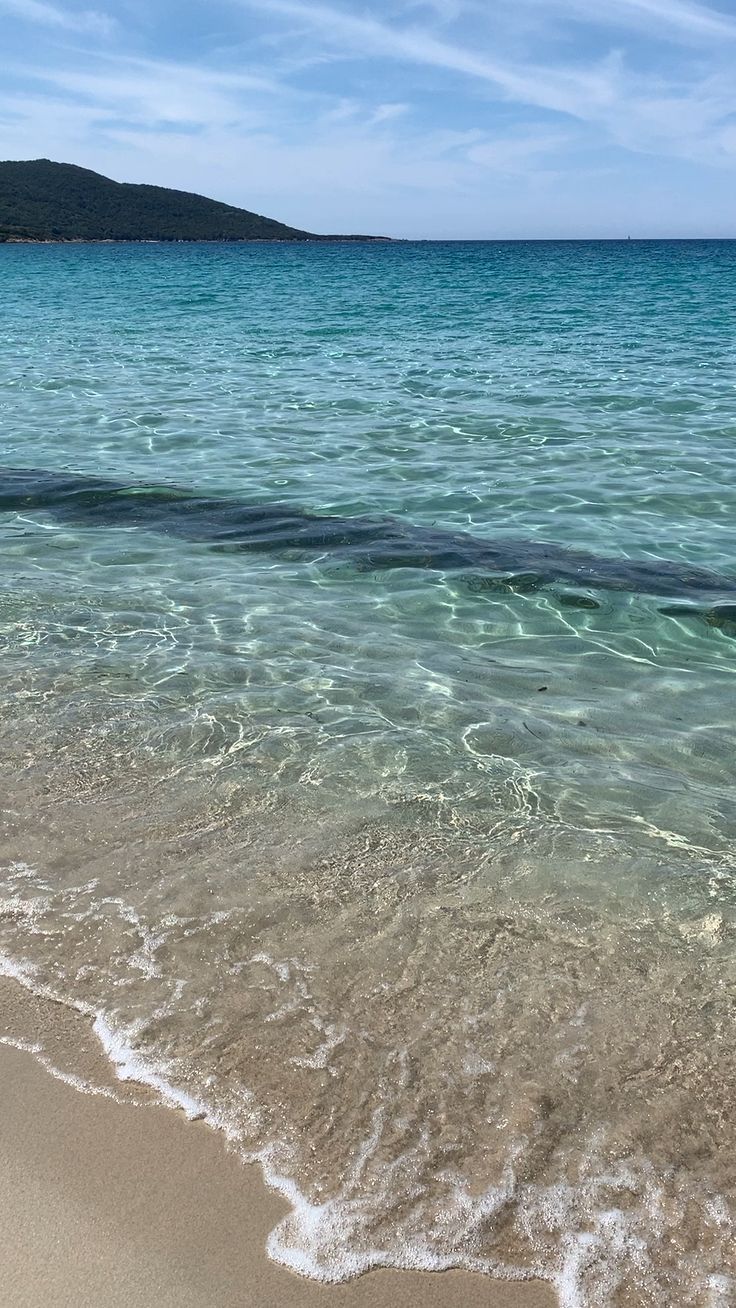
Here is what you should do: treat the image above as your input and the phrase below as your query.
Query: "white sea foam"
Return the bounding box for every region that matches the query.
[92,1014,209,1121]
[0,1033,42,1055]
[0,1031,125,1101]
[0,949,37,986]
[290,1018,346,1070]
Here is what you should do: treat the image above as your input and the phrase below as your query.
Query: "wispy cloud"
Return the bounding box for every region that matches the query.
[402,0,736,41]
[238,0,621,118]
[0,0,114,35]
[370,103,410,125]
[466,128,573,174]
[234,0,736,162]
[535,0,736,42]
[18,55,286,128]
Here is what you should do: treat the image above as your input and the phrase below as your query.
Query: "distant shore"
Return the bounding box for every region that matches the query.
[0,159,390,245]
[0,236,392,244]
[0,976,556,1308]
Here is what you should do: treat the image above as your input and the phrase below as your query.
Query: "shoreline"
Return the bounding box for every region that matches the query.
[0,236,393,245]
[0,975,556,1308]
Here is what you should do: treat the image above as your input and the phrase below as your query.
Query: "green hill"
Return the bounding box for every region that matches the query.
[0,159,378,242]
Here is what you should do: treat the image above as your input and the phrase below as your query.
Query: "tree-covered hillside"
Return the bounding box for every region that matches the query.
[0,159,375,242]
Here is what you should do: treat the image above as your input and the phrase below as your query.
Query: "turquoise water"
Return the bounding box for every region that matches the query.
[1,240,735,1306]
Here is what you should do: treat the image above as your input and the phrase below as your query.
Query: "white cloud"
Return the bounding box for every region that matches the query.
[0,0,114,35]
[402,0,736,42]
[238,0,621,119]
[370,103,410,124]
[538,0,736,42]
[5,54,291,134]
[466,128,572,173]
[234,0,736,165]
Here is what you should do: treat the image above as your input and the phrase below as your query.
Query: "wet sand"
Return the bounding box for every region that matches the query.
[0,979,556,1308]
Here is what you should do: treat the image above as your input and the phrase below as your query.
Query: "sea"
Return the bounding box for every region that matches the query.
[0,239,735,1307]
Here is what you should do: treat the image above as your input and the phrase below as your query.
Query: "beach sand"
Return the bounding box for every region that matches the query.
[0,977,556,1308]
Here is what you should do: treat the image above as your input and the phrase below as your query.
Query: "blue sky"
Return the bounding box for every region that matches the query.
[1,0,735,237]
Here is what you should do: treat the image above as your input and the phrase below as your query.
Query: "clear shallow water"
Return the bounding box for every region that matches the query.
[1,240,735,1306]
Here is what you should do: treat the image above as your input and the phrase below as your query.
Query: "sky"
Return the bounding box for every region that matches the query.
[1,0,735,238]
